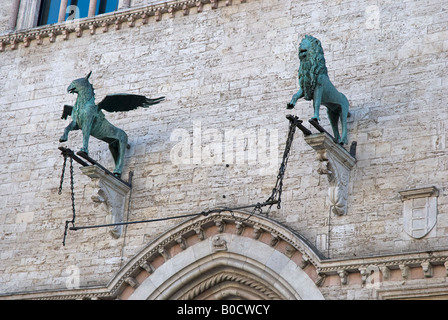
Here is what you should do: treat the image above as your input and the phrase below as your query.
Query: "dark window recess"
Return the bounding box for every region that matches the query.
[37,0,62,26]
[97,0,118,15]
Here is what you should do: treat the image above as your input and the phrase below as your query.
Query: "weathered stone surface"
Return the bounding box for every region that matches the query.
[0,0,447,299]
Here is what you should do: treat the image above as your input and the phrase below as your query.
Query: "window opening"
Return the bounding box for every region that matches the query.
[96,0,118,15]
[37,0,119,26]
[37,0,62,26]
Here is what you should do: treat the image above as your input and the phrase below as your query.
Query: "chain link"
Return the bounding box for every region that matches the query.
[265,115,297,214]
[59,152,77,246]
[58,154,67,195]
[69,156,76,224]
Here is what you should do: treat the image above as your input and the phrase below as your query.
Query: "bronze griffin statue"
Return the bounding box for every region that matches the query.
[287,35,349,145]
[59,72,165,177]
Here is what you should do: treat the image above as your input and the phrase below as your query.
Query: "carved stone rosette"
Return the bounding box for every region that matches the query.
[80,165,131,238]
[304,133,356,215]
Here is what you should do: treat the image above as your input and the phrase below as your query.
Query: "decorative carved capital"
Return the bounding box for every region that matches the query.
[215,219,225,233]
[338,269,348,285]
[158,246,170,261]
[299,254,310,269]
[155,10,162,21]
[270,234,280,247]
[235,221,245,235]
[125,277,139,289]
[176,236,187,250]
[194,226,205,240]
[253,225,263,239]
[315,273,326,287]
[304,133,356,215]
[196,1,204,12]
[182,4,190,15]
[80,165,131,239]
[285,244,296,258]
[140,262,155,274]
[421,261,433,278]
[399,264,410,280]
[379,265,390,280]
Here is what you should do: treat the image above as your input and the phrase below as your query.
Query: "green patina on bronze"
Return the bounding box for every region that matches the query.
[287,35,349,145]
[59,72,165,177]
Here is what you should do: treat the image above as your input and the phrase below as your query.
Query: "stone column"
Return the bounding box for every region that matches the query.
[88,0,97,17]
[58,0,69,22]
[15,0,41,30]
[8,0,21,31]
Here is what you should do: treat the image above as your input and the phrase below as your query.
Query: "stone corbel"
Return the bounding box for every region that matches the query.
[80,165,131,239]
[338,269,348,285]
[182,4,190,15]
[421,261,433,278]
[196,1,204,12]
[304,133,356,216]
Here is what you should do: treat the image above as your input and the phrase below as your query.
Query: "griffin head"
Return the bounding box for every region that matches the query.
[67,71,93,94]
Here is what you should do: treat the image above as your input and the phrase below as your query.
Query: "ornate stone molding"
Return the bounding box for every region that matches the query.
[179,272,282,300]
[80,165,131,239]
[0,0,234,52]
[304,133,356,215]
[3,210,447,300]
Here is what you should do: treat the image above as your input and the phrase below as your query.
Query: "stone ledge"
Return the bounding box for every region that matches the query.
[0,0,238,52]
[399,186,439,200]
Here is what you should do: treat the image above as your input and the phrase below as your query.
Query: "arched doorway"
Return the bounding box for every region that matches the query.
[114,211,325,300]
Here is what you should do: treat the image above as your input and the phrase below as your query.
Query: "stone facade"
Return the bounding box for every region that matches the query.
[0,0,447,299]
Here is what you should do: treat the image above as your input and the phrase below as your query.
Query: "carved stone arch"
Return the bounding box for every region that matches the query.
[112,211,325,300]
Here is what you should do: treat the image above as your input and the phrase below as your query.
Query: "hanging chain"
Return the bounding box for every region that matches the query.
[232,116,299,221]
[58,154,67,195]
[58,116,301,238]
[69,156,76,224]
[59,152,77,246]
[265,115,298,215]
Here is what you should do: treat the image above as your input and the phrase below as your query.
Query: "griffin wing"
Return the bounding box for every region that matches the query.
[97,94,165,113]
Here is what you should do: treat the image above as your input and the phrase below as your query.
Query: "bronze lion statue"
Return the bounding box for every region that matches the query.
[287,35,349,145]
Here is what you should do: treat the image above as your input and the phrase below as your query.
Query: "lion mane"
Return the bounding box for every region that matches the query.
[298,35,328,101]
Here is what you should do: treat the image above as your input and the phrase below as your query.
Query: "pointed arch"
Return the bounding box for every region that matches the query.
[111,211,326,300]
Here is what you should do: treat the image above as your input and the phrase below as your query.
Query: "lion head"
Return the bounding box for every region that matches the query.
[298,35,328,101]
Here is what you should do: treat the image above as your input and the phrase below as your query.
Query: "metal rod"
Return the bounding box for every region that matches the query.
[76,150,131,187]
[69,200,278,231]
[286,114,312,135]
[308,118,336,141]
[58,147,89,167]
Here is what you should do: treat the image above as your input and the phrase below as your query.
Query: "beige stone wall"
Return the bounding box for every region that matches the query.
[0,0,16,34]
[0,0,447,298]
